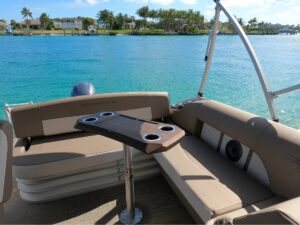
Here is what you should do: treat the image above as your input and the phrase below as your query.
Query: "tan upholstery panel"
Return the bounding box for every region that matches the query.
[13,132,122,166]
[255,122,300,198]
[39,92,169,120]
[205,197,284,225]
[233,197,300,224]
[0,120,13,203]
[11,92,170,138]
[11,104,43,138]
[197,100,271,149]
[170,102,202,135]
[154,136,274,222]
[12,132,152,180]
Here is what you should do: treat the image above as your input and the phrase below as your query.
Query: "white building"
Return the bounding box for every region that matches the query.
[53,18,83,29]
[96,21,110,29]
[0,21,8,30]
[123,21,136,29]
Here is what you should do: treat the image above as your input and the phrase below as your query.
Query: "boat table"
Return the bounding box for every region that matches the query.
[75,112,185,224]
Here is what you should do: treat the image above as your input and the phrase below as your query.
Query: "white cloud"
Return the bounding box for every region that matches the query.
[124,0,148,3]
[203,3,215,20]
[124,0,175,5]
[151,0,175,5]
[221,0,295,8]
[72,0,100,7]
[259,6,300,24]
[202,0,300,24]
[179,0,197,5]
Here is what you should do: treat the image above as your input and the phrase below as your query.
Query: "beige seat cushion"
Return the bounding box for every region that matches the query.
[13,132,139,179]
[154,136,274,222]
[0,121,13,204]
[233,197,300,224]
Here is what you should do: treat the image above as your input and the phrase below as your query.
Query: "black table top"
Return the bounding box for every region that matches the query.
[75,112,185,154]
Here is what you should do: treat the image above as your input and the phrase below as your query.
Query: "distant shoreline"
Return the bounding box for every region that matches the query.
[0,32,284,36]
[0,29,290,36]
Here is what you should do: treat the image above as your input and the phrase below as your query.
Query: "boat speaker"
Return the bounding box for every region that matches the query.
[225,140,243,162]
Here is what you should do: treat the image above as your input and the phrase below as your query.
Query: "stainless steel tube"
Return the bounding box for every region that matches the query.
[120,144,143,225]
[124,144,135,221]
[198,4,221,96]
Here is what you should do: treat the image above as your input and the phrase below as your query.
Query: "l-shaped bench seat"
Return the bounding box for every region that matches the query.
[154,136,275,222]
[10,93,300,224]
[154,100,300,223]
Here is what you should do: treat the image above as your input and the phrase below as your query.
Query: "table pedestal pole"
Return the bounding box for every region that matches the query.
[120,144,143,225]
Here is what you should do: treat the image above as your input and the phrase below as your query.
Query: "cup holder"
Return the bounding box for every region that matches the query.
[83,117,98,122]
[143,133,161,142]
[100,112,114,117]
[159,125,175,132]
[213,219,232,225]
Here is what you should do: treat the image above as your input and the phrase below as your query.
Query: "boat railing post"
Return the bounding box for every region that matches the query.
[216,0,279,121]
[120,144,143,225]
[198,3,221,97]
[272,84,300,97]
[204,30,213,62]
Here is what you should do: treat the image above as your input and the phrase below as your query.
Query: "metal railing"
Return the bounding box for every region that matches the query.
[198,0,300,122]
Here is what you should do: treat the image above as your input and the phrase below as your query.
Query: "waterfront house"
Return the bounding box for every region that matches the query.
[96,21,110,29]
[53,18,83,29]
[122,21,136,29]
[279,28,297,35]
[20,19,41,29]
[0,21,8,30]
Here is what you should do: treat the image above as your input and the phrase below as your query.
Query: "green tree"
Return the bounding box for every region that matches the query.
[148,9,158,21]
[39,13,51,30]
[10,19,17,29]
[112,13,125,30]
[237,17,244,26]
[21,7,33,30]
[97,10,114,28]
[82,17,95,30]
[136,6,149,21]
[248,17,258,27]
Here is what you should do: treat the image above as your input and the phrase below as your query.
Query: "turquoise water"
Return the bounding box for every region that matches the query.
[0,35,299,128]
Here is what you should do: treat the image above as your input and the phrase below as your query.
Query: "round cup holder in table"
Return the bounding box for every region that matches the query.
[143,133,161,142]
[100,112,114,117]
[159,125,175,132]
[83,117,99,122]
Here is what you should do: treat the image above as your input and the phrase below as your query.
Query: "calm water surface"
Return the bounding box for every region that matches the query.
[0,35,299,128]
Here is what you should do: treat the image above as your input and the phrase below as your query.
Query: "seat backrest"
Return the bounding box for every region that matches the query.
[0,120,13,204]
[255,122,300,198]
[233,197,300,224]
[11,92,170,138]
[171,100,300,198]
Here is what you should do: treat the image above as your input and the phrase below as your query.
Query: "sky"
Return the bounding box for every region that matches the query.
[1,0,300,25]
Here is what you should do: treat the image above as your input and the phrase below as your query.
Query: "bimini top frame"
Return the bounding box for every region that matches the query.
[198,0,300,122]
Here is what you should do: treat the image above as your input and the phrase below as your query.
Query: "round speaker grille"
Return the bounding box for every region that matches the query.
[225,140,243,162]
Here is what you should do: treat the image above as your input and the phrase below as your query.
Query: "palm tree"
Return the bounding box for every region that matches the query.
[21,7,32,30]
[136,6,149,29]
[39,13,51,30]
[97,10,114,29]
[136,6,149,20]
[148,9,158,29]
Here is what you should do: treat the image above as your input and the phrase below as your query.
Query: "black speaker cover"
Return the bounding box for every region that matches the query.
[225,140,242,162]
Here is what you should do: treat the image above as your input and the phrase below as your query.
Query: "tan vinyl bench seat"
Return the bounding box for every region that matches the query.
[154,135,274,222]
[11,92,169,202]
[13,132,151,180]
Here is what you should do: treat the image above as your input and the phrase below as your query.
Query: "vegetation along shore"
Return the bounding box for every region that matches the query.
[0,6,299,36]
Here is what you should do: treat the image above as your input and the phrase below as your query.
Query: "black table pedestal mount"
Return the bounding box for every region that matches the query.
[119,144,143,225]
[75,112,185,225]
